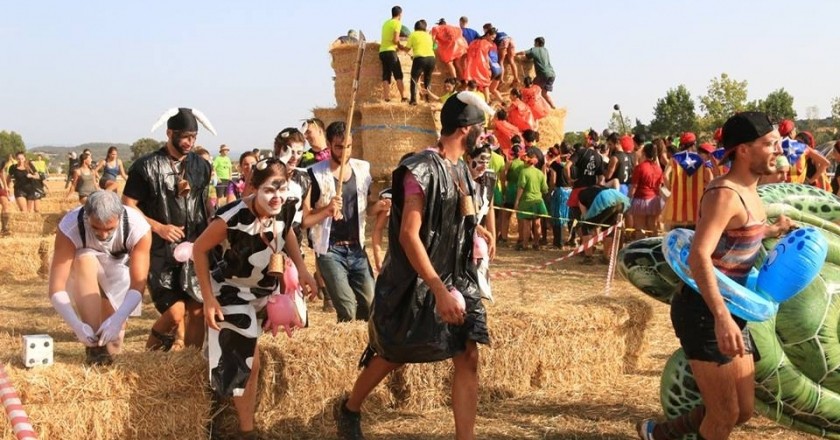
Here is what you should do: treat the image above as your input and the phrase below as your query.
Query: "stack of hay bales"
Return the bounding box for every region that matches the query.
[324,41,566,181]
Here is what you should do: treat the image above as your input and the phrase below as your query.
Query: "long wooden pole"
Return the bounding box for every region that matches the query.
[336,30,366,197]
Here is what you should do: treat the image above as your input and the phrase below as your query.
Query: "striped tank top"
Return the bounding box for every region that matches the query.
[701,186,766,285]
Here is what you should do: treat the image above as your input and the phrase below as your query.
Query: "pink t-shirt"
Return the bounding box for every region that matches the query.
[404,172,424,197]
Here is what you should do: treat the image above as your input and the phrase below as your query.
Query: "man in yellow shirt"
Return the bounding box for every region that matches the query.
[406,19,435,105]
[379,6,406,102]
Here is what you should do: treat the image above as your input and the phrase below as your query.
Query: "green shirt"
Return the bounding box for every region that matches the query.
[489,151,505,190]
[518,166,548,203]
[525,46,555,79]
[213,155,232,180]
[507,158,525,187]
[380,18,401,52]
[407,31,434,58]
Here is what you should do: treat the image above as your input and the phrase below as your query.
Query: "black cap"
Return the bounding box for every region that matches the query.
[722,111,774,152]
[437,18,446,25]
[440,92,485,131]
[167,108,199,132]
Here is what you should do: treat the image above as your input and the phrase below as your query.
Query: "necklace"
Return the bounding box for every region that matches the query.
[249,198,285,277]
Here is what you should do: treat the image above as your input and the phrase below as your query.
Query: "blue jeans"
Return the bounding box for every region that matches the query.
[316,243,375,322]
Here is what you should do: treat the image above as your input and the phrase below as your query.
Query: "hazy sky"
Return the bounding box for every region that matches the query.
[2,1,839,152]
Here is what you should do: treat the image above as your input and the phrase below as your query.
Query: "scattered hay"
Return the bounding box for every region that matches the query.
[0,236,54,281]
[311,107,364,159]
[537,107,568,148]
[0,349,211,440]
[330,42,412,109]
[359,102,439,180]
[7,212,62,237]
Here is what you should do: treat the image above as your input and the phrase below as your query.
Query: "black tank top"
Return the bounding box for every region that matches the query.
[612,151,634,184]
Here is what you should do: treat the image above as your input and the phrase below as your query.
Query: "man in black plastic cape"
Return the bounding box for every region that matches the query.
[335,92,492,440]
[122,107,215,351]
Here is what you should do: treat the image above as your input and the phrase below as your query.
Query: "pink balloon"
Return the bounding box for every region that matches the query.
[283,257,299,295]
[473,234,489,264]
[263,292,304,338]
[173,242,194,263]
[449,287,466,311]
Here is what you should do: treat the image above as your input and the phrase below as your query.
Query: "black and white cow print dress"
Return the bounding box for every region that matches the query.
[208,199,295,397]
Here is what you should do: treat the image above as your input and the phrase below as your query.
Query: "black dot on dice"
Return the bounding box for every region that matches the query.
[28,358,34,365]
[29,343,35,349]
[44,341,50,347]
[42,359,48,364]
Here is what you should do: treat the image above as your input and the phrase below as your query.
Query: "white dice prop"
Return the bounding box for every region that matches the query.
[22,334,54,368]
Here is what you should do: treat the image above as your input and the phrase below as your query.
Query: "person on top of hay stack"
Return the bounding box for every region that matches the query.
[193,158,317,440]
[334,92,493,440]
[48,190,152,366]
[380,5,408,103]
[637,112,797,440]
[516,36,557,109]
[303,121,390,323]
[300,117,330,168]
[122,107,216,352]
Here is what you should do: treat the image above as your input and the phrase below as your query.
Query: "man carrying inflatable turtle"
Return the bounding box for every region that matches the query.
[638,112,796,440]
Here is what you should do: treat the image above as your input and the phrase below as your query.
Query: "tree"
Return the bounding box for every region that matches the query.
[747,88,796,122]
[649,85,697,136]
[563,131,586,146]
[632,118,649,138]
[131,138,164,160]
[699,73,749,130]
[607,112,632,134]
[832,97,840,130]
[0,131,26,159]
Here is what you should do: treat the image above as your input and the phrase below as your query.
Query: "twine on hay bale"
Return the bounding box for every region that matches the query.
[312,107,364,159]
[330,42,412,110]
[0,236,54,281]
[7,212,62,237]
[537,108,568,148]
[0,350,211,440]
[359,102,439,180]
[215,296,651,437]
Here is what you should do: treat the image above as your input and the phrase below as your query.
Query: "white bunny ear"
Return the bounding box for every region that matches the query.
[150,107,180,133]
[456,91,496,118]
[191,108,217,136]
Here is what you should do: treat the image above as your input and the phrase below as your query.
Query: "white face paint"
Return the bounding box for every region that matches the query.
[255,177,288,216]
[287,143,305,168]
[470,153,491,179]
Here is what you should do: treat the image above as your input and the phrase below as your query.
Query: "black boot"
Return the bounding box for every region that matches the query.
[334,398,364,440]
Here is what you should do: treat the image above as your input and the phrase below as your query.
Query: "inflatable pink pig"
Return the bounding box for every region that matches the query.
[473,233,489,265]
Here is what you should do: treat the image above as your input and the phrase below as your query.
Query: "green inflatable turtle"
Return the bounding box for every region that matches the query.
[619,183,840,438]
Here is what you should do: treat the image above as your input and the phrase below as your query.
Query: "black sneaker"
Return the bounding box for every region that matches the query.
[85,346,114,366]
[334,398,364,440]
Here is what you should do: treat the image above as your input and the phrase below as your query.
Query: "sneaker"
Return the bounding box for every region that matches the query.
[85,346,114,366]
[636,418,656,440]
[334,398,365,440]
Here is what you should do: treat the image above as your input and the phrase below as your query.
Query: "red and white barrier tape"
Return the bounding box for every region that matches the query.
[492,223,618,280]
[0,363,37,440]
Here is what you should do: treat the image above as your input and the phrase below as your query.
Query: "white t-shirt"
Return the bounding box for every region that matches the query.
[58,205,150,253]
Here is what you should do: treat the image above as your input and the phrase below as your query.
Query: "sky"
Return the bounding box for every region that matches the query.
[2,0,839,154]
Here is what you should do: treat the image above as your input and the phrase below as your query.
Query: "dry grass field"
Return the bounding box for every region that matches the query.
[0,179,816,439]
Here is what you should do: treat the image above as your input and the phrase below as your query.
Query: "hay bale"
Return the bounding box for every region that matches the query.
[311,107,364,159]
[36,198,80,214]
[0,350,211,440]
[360,103,439,180]
[7,212,63,237]
[330,43,412,109]
[244,296,650,436]
[537,108,568,148]
[0,236,54,281]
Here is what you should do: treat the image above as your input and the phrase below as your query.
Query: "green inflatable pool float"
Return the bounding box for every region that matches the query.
[619,183,840,438]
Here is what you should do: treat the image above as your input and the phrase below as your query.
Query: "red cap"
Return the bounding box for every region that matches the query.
[713,127,723,143]
[779,119,795,137]
[698,143,715,154]
[680,132,696,145]
[619,135,634,153]
[798,131,815,148]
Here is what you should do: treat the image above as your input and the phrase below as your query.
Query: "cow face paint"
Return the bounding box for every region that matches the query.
[255,177,288,217]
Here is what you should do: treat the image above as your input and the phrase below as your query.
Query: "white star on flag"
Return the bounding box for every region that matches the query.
[683,155,697,169]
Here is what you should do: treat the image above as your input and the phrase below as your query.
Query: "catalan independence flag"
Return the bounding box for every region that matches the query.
[664,152,707,226]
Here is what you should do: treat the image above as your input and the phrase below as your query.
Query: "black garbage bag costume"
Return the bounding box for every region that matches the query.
[366,150,490,364]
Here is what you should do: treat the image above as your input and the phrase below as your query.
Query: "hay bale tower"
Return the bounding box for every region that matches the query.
[321,39,566,182]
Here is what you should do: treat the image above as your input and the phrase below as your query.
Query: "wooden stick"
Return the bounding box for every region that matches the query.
[336,30,366,197]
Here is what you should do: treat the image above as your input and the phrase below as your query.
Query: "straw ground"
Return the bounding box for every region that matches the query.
[0,232,815,439]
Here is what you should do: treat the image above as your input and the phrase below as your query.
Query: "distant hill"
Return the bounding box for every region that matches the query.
[32,142,132,161]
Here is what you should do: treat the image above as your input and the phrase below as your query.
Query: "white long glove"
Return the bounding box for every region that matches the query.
[50,290,97,347]
[96,289,142,346]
